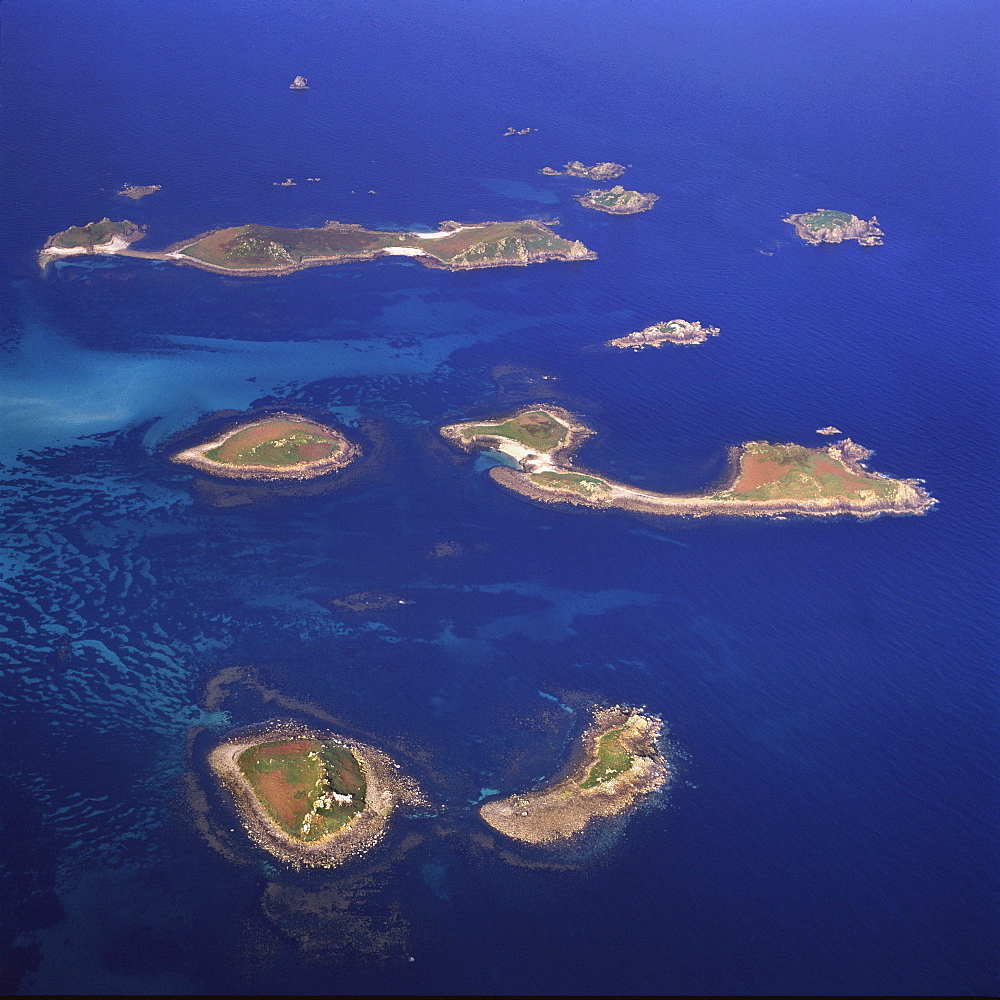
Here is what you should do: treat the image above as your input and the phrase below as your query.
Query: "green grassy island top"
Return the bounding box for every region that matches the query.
[171,414,360,481]
[40,218,595,275]
[208,724,424,867]
[441,407,935,519]
[574,185,658,214]
[42,218,145,254]
[479,706,669,845]
[236,739,365,843]
[784,210,884,245]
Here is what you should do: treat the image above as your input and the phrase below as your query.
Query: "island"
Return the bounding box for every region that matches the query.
[171,413,360,481]
[541,161,626,180]
[208,723,421,867]
[440,406,935,519]
[575,185,658,214]
[290,75,309,89]
[39,218,595,275]
[480,706,668,845]
[784,210,884,246]
[607,319,720,349]
[38,218,146,266]
[816,426,842,436]
[118,184,161,201]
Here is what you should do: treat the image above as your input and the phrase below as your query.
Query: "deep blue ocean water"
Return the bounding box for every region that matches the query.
[1,0,997,994]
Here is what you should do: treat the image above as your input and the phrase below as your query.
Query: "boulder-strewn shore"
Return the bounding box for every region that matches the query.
[40,218,595,276]
[607,319,720,348]
[118,184,161,200]
[480,706,669,845]
[540,160,626,180]
[784,210,884,245]
[171,413,360,481]
[441,407,936,520]
[208,722,423,867]
[575,185,658,214]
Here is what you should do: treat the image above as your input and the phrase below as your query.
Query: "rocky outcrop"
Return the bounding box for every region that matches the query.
[541,161,626,180]
[784,210,884,245]
[575,185,658,214]
[607,319,720,349]
[118,184,161,201]
[290,76,309,89]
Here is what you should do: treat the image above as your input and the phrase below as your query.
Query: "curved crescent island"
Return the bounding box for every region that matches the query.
[171,413,360,481]
[208,724,421,867]
[480,706,669,845]
[441,406,935,519]
[40,218,595,275]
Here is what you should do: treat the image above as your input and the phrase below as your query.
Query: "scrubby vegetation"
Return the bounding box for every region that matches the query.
[797,210,855,231]
[51,218,137,248]
[177,220,589,271]
[529,471,609,496]
[204,419,343,467]
[717,442,899,502]
[236,739,366,842]
[461,409,570,452]
[580,727,634,788]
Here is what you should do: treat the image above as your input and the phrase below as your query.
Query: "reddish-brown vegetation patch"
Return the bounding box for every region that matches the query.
[733,454,791,492]
[239,739,320,831]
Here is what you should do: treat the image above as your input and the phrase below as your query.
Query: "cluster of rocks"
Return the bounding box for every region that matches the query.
[541,160,626,180]
[118,184,161,200]
[575,184,659,214]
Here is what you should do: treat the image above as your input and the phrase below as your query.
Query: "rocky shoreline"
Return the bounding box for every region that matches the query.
[171,413,360,481]
[208,722,422,868]
[41,219,595,276]
[442,406,936,521]
[784,210,884,245]
[440,404,594,467]
[489,447,934,519]
[575,185,658,214]
[607,319,720,348]
[541,160,626,180]
[479,706,669,845]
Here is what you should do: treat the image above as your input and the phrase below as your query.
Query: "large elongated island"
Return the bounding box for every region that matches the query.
[39,217,595,275]
[440,406,935,519]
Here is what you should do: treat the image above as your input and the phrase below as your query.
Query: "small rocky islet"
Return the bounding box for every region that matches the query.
[540,160,626,180]
[575,184,659,214]
[171,413,359,481]
[607,319,720,348]
[209,724,423,867]
[480,706,669,845]
[784,209,883,245]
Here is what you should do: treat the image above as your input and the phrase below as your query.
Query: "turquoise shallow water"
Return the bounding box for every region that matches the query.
[1,0,997,994]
